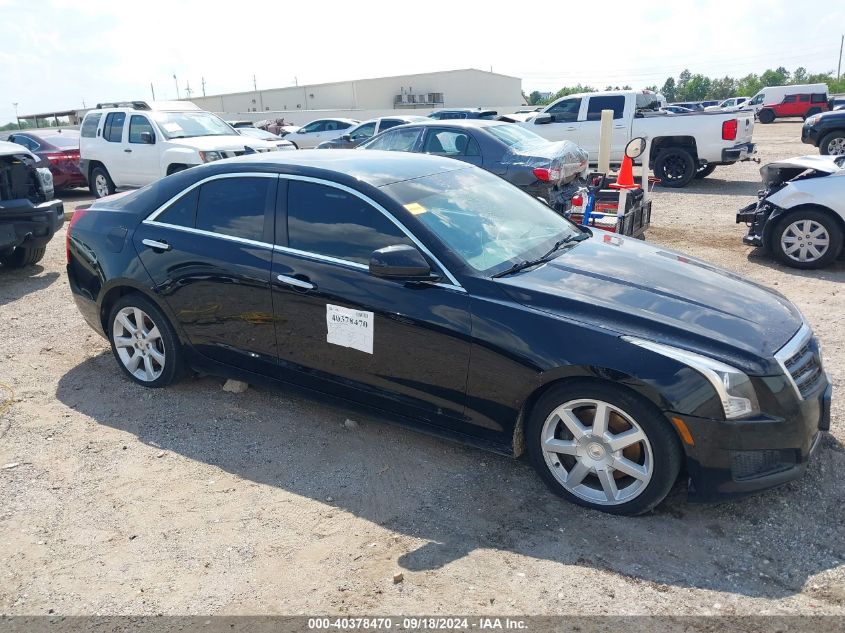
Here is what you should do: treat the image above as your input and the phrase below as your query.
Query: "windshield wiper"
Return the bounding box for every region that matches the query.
[492,232,589,279]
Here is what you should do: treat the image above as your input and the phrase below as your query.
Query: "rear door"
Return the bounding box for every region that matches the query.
[133,173,279,373]
[578,95,629,162]
[123,115,159,186]
[101,111,128,185]
[419,127,482,166]
[269,176,472,423]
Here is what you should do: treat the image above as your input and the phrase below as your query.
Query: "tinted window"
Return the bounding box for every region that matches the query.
[379,119,403,131]
[337,121,354,130]
[196,177,271,241]
[81,113,102,138]
[103,112,126,142]
[349,121,376,140]
[799,95,810,102]
[586,96,625,120]
[811,93,827,103]
[129,115,155,143]
[44,134,78,149]
[783,95,797,104]
[547,98,581,123]
[11,135,38,151]
[300,121,324,134]
[423,129,475,156]
[156,188,199,227]
[364,127,421,152]
[286,181,412,265]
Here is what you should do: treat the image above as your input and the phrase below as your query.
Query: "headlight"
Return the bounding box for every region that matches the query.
[805,115,820,126]
[623,337,760,419]
[199,151,224,163]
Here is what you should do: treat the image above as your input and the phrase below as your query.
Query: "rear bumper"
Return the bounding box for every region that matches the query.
[0,199,64,251]
[678,377,831,502]
[721,142,756,164]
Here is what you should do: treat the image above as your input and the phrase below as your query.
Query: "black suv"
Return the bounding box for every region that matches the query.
[0,140,63,267]
[802,109,845,155]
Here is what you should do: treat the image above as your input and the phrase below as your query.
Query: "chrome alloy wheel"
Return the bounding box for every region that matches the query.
[94,173,110,198]
[541,399,654,506]
[781,220,830,263]
[112,307,166,382]
[826,136,845,155]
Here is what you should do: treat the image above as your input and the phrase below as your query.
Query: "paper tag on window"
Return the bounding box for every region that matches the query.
[326,304,373,354]
[404,202,427,215]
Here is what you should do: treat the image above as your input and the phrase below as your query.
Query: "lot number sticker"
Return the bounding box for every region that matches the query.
[326,304,374,354]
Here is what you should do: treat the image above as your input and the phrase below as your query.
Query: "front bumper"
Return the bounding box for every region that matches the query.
[0,198,64,250]
[677,376,831,502]
[801,124,821,146]
[736,200,772,247]
[721,142,757,164]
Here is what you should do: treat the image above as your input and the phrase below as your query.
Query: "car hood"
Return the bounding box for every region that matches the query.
[169,135,277,151]
[760,155,845,187]
[495,234,803,370]
[0,140,36,160]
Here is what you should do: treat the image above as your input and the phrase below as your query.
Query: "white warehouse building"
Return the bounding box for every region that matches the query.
[187,68,524,124]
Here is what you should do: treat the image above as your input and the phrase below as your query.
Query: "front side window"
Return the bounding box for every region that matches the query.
[586,96,625,120]
[749,93,764,105]
[349,121,376,140]
[299,121,324,134]
[547,98,581,123]
[383,168,578,274]
[361,127,422,152]
[286,181,412,265]
[103,112,126,143]
[799,95,810,102]
[81,113,102,138]
[196,177,271,241]
[783,95,797,104]
[129,115,155,144]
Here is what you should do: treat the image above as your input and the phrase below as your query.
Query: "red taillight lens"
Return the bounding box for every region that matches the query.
[571,193,584,207]
[533,167,550,182]
[722,119,738,141]
[46,150,80,163]
[66,207,88,264]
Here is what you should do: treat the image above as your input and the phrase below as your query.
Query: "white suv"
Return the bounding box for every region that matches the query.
[79,101,278,198]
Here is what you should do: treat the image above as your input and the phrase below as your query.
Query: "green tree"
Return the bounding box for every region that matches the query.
[660,77,676,102]
[528,90,543,105]
[793,67,808,83]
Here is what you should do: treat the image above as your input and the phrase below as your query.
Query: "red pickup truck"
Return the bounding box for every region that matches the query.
[757,92,830,123]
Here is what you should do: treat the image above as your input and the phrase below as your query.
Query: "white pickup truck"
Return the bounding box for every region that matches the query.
[506,90,756,187]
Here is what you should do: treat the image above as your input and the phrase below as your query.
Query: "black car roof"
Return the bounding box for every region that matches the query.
[390,119,507,130]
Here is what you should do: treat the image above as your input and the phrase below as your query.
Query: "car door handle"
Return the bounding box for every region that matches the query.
[124,149,132,153]
[276,274,315,291]
[613,125,626,129]
[142,238,171,251]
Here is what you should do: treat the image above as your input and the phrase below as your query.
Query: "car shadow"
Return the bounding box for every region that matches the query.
[655,177,761,197]
[747,248,845,282]
[0,265,59,306]
[56,354,845,602]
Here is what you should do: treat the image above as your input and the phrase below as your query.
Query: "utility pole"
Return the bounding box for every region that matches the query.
[838,34,843,80]
[201,77,206,97]
[150,82,156,101]
[12,102,20,129]
[173,74,180,99]
[294,76,298,86]
[185,81,193,100]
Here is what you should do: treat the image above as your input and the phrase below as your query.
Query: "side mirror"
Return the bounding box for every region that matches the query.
[369,244,434,280]
[141,131,155,144]
[341,134,352,141]
[625,137,646,159]
[533,113,553,125]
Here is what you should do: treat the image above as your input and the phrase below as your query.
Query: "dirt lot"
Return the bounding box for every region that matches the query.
[1,121,843,616]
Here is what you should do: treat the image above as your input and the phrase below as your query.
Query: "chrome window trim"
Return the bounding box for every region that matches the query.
[142,171,466,293]
[774,323,813,401]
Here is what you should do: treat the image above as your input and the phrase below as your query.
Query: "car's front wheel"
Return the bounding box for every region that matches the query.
[108,294,184,387]
[758,108,775,124]
[819,131,845,156]
[771,209,843,269]
[527,381,682,515]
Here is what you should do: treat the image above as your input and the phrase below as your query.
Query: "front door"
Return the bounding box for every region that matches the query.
[531,97,582,143]
[123,115,160,186]
[270,177,472,424]
[133,173,279,373]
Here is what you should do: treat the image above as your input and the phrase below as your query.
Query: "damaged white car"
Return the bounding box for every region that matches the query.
[737,154,845,269]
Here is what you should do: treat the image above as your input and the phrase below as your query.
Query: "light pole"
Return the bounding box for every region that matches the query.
[12,102,20,129]
[173,74,181,100]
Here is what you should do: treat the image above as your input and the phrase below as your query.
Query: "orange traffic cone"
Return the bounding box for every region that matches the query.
[609,155,637,189]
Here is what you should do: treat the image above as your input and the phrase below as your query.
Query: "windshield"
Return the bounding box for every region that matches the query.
[383,168,579,275]
[151,111,235,139]
[485,124,547,148]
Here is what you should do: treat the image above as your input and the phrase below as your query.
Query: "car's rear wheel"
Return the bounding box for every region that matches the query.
[694,164,717,179]
[526,381,682,516]
[0,245,47,268]
[772,209,843,269]
[91,166,115,198]
[108,294,184,387]
[758,108,775,124]
[654,148,696,188]
[804,107,822,120]
[819,131,845,156]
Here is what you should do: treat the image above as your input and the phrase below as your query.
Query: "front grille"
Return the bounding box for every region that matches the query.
[730,449,792,480]
[775,325,824,400]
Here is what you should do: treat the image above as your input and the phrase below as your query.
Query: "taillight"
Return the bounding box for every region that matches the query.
[45,150,80,163]
[533,167,550,181]
[571,193,584,207]
[66,207,88,264]
[722,119,738,141]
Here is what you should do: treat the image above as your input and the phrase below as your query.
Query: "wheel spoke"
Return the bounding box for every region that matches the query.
[143,355,155,379]
[807,245,822,260]
[116,313,136,335]
[612,456,649,480]
[607,427,645,452]
[146,325,161,341]
[565,461,590,487]
[591,402,610,437]
[114,336,134,349]
[809,226,826,239]
[543,437,578,456]
[149,347,165,366]
[596,468,619,502]
[559,410,588,440]
[127,352,143,371]
[133,308,145,331]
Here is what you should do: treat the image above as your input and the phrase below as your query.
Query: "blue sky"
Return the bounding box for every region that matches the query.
[1,0,843,122]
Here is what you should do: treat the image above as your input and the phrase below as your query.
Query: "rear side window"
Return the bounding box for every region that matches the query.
[799,95,810,102]
[196,177,272,241]
[365,127,422,152]
[586,96,625,120]
[379,119,403,131]
[103,112,126,142]
[423,129,475,156]
[81,113,102,138]
[811,93,827,103]
[286,181,412,265]
[155,188,199,228]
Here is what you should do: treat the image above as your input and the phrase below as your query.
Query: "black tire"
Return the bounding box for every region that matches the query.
[694,164,717,179]
[0,245,46,268]
[654,148,696,188]
[526,380,683,516]
[819,131,845,156]
[167,164,188,175]
[771,208,843,270]
[90,165,116,198]
[804,107,822,120]
[758,108,775,124]
[288,141,299,149]
[107,293,184,387]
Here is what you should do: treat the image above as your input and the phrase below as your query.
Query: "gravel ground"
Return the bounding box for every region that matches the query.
[0,121,843,616]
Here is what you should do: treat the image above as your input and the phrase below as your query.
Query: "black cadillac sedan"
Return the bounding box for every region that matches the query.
[357,120,588,206]
[66,151,831,515]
